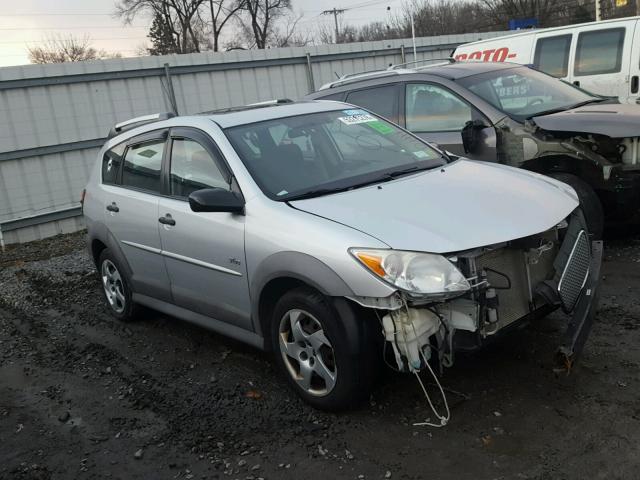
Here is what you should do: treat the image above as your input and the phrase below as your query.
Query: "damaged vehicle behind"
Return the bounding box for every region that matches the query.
[307,61,640,238]
[83,101,602,412]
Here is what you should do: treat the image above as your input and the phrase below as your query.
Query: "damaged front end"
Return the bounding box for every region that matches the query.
[363,210,602,376]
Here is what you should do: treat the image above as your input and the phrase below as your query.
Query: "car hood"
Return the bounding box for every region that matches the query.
[290,160,579,253]
[532,104,640,138]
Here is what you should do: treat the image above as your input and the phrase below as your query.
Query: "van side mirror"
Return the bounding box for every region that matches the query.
[188,188,245,214]
[461,119,488,154]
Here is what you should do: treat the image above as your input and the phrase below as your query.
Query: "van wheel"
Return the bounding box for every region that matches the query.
[550,173,604,240]
[98,249,139,322]
[271,287,377,411]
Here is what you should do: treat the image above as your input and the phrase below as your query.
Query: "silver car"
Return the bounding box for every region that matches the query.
[83,101,602,411]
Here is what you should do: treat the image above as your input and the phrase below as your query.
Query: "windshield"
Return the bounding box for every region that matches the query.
[458,67,598,121]
[225,109,444,200]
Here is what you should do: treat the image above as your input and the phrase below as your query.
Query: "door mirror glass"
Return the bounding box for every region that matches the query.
[461,119,487,154]
[188,188,245,213]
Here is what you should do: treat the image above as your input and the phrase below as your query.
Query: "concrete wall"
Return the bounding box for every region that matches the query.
[0,31,508,245]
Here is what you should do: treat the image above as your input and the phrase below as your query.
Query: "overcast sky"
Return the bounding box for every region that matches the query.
[0,0,404,67]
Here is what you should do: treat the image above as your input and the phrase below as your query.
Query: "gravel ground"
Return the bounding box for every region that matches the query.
[1,231,639,480]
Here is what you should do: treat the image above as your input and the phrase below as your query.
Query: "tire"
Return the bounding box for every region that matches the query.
[550,173,604,240]
[98,248,139,322]
[270,287,378,411]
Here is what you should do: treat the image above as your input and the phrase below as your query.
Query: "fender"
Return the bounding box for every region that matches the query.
[87,220,134,281]
[250,251,356,336]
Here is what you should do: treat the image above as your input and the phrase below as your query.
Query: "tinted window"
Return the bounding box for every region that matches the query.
[534,34,571,77]
[575,28,625,76]
[170,138,228,197]
[121,140,164,193]
[225,109,443,201]
[345,85,398,122]
[405,84,472,132]
[101,143,125,184]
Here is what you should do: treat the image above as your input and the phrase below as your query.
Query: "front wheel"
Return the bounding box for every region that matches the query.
[550,173,604,240]
[270,287,377,411]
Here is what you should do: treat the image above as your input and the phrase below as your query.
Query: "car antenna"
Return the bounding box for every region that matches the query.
[334,71,340,79]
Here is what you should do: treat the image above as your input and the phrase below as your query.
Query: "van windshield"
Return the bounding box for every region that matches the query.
[458,67,600,121]
[225,109,445,201]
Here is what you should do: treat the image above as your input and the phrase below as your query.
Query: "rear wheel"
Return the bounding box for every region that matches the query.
[550,173,604,239]
[271,287,377,411]
[98,249,139,322]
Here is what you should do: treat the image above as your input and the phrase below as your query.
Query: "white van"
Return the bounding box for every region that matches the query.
[453,16,640,104]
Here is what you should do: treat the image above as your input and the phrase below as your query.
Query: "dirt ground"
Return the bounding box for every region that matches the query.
[0,231,639,480]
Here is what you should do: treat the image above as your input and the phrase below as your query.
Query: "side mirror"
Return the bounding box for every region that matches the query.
[461,119,487,154]
[188,188,245,214]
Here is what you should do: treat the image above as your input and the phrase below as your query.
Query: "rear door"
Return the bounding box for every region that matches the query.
[157,127,251,330]
[568,20,635,99]
[402,82,496,160]
[629,19,640,104]
[343,83,401,124]
[102,131,171,300]
[532,32,573,79]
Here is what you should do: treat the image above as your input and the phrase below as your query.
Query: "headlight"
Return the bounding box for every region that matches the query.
[350,248,470,297]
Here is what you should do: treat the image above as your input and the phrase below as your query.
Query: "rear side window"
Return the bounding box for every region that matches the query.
[575,28,625,76]
[345,85,398,122]
[170,138,228,198]
[405,84,472,132]
[121,140,165,193]
[534,34,572,77]
[101,143,125,184]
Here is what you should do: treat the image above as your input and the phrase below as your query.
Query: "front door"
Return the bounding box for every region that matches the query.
[102,133,171,300]
[567,21,636,101]
[403,82,497,161]
[157,128,252,330]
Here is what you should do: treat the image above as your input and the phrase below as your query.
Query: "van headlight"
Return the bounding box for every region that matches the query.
[350,248,470,298]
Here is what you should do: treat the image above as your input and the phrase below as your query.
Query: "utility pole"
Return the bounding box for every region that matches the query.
[595,0,601,21]
[322,8,345,43]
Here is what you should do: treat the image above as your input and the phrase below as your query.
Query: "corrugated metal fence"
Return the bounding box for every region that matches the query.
[0,31,507,246]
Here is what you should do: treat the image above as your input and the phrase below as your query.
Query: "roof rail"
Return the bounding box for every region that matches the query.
[387,58,456,70]
[199,98,294,114]
[108,112,176,138]
[319,70,403,90]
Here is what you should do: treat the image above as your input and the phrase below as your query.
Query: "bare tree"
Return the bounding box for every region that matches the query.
[116,0,206,54]
[270,14,310,47]
[28,35,121,64]
[208,0,245,51]
[241,0,292,49]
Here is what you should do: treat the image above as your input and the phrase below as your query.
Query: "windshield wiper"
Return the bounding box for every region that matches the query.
[527,98,607,119]
[285,186,353,201]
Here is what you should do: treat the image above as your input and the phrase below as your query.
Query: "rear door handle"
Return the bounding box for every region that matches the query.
[106,202,119,213]
[631,75,639,94]
[159,214,176,226]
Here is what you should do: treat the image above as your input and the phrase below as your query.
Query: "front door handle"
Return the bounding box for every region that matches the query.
[159,214,176,226]
[106,202,119,213]
[631,75,639,94]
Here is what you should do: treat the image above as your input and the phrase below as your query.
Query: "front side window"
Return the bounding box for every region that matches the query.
[459,66,597,121]
[102,143,125,184]
[170,138,228,198]
[575,28,625,76]
[405,84,472,132]
[225,109,444,201]
[121,140,165,193]
[345,85,398,122]
[534,34,572,77]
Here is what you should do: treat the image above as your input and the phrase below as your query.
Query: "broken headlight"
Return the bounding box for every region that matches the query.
[350,248,470,298]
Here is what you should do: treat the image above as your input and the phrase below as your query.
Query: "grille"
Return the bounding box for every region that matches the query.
[558,230,590,311]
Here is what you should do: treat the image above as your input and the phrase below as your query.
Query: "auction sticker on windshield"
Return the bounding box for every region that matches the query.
[338,109,377,125]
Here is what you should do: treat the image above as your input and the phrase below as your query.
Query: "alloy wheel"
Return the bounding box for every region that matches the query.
[101,259,126,314]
